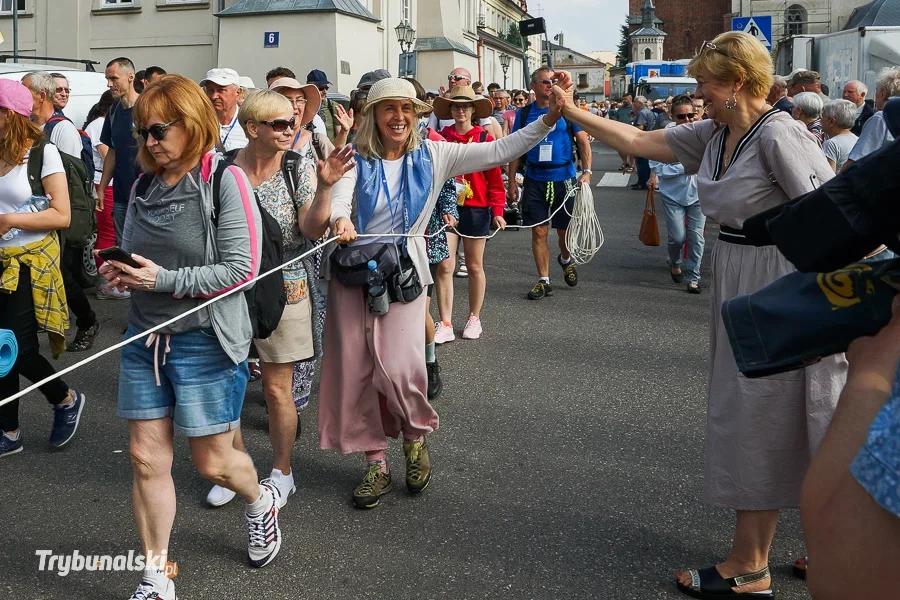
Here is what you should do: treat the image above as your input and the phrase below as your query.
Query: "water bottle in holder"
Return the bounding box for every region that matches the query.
[2,195,51,241]
[366,260,390,316]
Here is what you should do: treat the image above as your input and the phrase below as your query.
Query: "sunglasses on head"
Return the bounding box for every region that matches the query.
[701,40,732,59]
[259,117,296,132]
[136,120,177,142]
[674,113,696,120]
[448,74,469,82]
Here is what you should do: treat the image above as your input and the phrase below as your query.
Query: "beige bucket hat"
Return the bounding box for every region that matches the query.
[362,78,433,114]
[432,86,494,120]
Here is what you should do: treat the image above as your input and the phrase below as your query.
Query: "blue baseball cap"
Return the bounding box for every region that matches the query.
[306,69,331,88]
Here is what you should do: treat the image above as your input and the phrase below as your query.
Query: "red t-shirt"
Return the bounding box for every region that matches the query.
[438,125,506,217]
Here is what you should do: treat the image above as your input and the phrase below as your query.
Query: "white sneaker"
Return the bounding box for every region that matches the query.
[434,322,456,344]
[96,282,131,300]
[455,264,469,278]
[246,482,282,568]
[206,484,237,507]
[128,576,175,600]
[261,468,296,509]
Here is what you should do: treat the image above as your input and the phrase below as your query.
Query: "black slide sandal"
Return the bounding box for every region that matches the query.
[676,565,774,599]
[792,557,807,580]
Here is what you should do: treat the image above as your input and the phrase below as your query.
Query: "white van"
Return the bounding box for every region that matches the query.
[0,62,108,129]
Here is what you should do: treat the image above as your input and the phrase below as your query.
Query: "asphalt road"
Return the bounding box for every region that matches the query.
[0,144,813,600]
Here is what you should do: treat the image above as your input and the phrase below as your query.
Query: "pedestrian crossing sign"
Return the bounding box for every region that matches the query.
[732,16,772,49]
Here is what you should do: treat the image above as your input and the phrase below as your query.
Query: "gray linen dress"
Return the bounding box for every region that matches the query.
[665,110,848,509]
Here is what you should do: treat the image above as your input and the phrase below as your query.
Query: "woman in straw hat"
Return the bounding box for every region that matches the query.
[318,77,565,509]
[432,86,506,342]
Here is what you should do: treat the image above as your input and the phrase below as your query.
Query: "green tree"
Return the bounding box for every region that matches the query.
[618,21,629,66]
[504,22,524,48]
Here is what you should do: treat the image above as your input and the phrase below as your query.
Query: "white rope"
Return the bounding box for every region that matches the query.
[0,183,599,408]
[565,182,604,264]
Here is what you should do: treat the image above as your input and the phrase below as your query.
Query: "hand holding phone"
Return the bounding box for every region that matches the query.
[97,246,142,269]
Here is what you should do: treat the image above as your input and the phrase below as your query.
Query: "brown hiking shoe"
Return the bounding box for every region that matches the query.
[403,437,432,493]
[352,463,392,509]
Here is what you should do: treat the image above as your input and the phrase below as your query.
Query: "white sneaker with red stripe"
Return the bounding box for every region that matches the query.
[246,482,282,568]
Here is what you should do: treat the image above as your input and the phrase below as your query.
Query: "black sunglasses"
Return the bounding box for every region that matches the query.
[447,74,469,82]
[136,120,177,142]
[259,117,296,132]
[675,113,696,120]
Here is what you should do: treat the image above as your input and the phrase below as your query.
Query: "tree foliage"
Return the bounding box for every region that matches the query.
[503,22,524,48]
[618,20,630,66]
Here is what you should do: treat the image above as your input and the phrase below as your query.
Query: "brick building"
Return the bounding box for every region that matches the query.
[628,0,731,61]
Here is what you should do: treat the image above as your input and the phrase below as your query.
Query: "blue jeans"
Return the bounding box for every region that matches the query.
[117,325,249,437]
[636,157,651,187]
[113,202,128,245]
[660,194,706,284]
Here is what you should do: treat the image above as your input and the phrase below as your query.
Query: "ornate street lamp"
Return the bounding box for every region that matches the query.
[499,52,511,89]
[395,21,417,76]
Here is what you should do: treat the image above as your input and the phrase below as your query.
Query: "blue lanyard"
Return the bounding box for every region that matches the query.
[221,113,239,147]
[379,158,407,234]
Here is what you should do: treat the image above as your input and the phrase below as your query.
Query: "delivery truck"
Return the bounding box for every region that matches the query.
[776,27,900,98]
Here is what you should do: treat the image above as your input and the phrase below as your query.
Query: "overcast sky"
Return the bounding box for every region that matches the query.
[532,0,629,56]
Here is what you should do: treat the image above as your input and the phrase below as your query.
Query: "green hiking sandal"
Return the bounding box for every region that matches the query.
[403,438,432,494]
[352,463,392,509]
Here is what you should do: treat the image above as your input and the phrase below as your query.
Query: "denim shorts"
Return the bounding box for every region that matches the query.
[117,325,249,437]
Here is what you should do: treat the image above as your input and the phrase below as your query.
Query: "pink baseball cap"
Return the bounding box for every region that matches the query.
[0,79,33,117]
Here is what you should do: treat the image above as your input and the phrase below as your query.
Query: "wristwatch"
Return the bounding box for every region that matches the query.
[582,169,592,174]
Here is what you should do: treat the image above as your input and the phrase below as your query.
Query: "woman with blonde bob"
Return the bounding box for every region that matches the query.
[553,32,847,598]
[203,91,355,509]
[319,78,565,509]
[96,75,283,599]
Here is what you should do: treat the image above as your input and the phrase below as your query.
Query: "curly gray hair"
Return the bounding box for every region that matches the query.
[822,99,857,130]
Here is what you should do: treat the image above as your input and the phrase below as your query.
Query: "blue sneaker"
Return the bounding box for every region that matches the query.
[0,431,23,457]
[50,391,85,448]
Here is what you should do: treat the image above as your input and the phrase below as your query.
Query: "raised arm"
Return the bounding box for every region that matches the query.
[432,116,556,182]
[552,74,677,163]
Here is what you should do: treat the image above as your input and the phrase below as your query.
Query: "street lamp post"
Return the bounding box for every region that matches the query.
[394,21,417,77]
[499,53,511,90]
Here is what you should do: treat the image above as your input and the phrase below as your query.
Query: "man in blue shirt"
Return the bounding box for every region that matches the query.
[508,67,592,300]
[98,57,142,243]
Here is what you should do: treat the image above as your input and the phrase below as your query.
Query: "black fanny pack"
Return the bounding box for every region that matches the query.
[331,242,400,287]
[331,242,423,306]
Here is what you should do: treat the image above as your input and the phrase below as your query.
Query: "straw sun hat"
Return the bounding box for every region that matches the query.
[432,86,493,120]
[267,77,322,126]
[362,78,433,114]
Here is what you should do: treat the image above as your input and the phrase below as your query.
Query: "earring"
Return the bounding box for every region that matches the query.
[724,91,738,110]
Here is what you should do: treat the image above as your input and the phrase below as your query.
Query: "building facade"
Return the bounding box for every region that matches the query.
[0,0,229,81]
[545,38,607,102]
[476,0,541,90]
[727,0,874,45]
[629,0,731,60]
[0,0,540,94]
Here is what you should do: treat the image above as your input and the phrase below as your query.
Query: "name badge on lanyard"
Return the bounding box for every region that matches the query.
[539,142,553,162]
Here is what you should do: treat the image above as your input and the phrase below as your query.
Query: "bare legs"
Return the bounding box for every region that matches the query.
[260,361,297,475]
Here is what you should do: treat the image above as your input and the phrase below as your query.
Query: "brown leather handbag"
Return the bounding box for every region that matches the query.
[638,186,661,246]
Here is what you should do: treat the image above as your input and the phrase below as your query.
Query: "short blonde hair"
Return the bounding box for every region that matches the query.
[354,99,422,160]
[687,31,773,100]
[238,90,292,134]
[133,74,219,173]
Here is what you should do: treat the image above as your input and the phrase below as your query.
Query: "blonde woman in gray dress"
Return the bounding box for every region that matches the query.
[554,31,847,599]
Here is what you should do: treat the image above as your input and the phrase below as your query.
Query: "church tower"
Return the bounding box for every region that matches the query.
[629,0,666,62]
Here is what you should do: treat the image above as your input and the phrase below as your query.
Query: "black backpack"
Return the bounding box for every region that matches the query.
[27,137,96,248]
[135,158,289,339]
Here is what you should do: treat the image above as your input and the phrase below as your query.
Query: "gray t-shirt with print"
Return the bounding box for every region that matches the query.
[124,166,211,334]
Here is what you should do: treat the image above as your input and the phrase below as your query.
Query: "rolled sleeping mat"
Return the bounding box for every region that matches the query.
[0,329,18,378]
